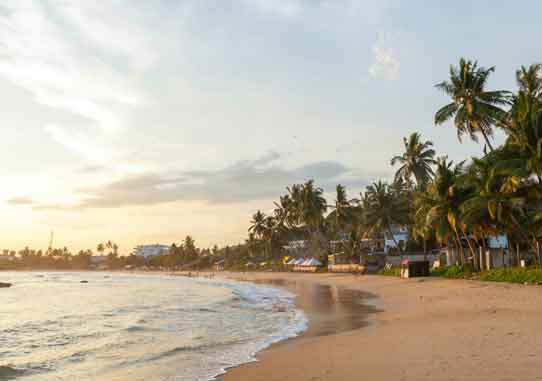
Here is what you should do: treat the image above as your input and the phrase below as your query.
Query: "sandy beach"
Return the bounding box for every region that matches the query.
[218,273,542,381]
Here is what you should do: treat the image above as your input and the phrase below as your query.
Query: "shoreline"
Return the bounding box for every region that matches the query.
[217,272,542,381]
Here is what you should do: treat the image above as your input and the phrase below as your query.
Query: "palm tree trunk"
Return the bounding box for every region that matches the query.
[508,214,539,264]
[453,230,465,265]
[460,228,478,270]
[480,129,494,152]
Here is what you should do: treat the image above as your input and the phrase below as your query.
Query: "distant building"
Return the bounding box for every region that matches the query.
[0,254,14,262]
[282,240,307,251]
[214,259,225,272]
[384,226,409,253]
[90,255,108,265]
[488,235,508,249]
[133,244,170,259]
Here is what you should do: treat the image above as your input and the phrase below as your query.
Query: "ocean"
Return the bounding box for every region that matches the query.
[0,272,307,381]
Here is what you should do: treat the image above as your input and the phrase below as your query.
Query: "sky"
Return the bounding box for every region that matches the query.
[0,0,540,253]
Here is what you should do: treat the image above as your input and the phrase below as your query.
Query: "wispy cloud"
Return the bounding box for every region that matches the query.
[368,32,400,81]
[6,197,36,206]
[0,2,153,161]
[242,0,382,18]
[244,0,305,17]
[31,152,365,210]
[75,164,108,174]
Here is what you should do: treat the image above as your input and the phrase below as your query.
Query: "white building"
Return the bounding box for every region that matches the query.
[133,244,170,259]
[488,235,508,249]
[90,255,107,265]
[282,240,307,253]
[384,226,409,253]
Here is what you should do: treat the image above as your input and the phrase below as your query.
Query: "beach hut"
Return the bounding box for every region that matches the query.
[292,258,306,272]
[297,258,322,273]
[286,258,298,265]
[213,259,225,272]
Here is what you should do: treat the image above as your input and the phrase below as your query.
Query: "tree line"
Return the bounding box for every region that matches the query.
[243,59,542,270]
[4,58,542,272]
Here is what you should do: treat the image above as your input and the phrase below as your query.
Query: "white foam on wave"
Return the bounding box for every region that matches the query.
[192,278,309,381]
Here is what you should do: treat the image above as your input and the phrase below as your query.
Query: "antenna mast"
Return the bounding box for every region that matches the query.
[48,230,54,255]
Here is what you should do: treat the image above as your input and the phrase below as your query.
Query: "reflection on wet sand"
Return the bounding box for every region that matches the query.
[254,279,380,338]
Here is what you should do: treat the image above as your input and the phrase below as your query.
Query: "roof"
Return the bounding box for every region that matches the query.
[301,258,322,266]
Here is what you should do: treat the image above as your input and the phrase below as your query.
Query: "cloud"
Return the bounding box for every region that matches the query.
[34,152,365,210]
[76,164,107,174]
[0,2,153,161]
[368,32,400,81]
[6,197,36,205]
[242,0,381,18]
[244,0,305,17]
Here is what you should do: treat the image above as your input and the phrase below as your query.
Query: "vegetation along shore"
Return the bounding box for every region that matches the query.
[3,58,542,284]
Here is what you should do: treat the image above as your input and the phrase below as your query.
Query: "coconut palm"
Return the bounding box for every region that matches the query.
[248,210,267,239]
[273,195,293,232]
[97,243,105,257]
[435,58,510,151]
[461,153,540,262]
[504,68,542,180]
[327,184,355,236]
[420,158,473,263]
[261,215,277,260]
[299,180,327,233]
[516,64,542,100]
[391,132,437,190]
[285,184,303,228]
[364,180,409,253]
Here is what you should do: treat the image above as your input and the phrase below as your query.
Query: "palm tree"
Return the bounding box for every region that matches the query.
[364,181,409,253]
[327,184,354,236]
[245,234,257,258]
[504,66,542,181]
[461,153,540,263]
[248,210,267,239]
[516,64,542,100]
[435,58,510,152]
[261,215,277,260]
[273,195,293,232]
[391,132,437,190]
[97,243,105,257]
[300,180,327,233]
[420,158,471,263]
[285,184,303,228]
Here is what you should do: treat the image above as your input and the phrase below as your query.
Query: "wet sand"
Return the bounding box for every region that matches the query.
[218,272,542,381]
[250,278,379,338]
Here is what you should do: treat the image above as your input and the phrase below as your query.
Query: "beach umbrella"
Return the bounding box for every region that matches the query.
[304,258,322,266]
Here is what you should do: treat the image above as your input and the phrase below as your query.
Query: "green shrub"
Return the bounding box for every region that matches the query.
[378,266,402,277]
[431,265,473,279]
[479,266,542,284]
[431,265,542,284]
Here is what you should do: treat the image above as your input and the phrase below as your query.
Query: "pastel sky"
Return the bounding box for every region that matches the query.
[0,1,539,253]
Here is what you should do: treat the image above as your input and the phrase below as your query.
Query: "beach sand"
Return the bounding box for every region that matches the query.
[218,272,542,381]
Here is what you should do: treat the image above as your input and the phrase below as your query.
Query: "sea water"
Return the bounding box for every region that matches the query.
[0,272,307,380]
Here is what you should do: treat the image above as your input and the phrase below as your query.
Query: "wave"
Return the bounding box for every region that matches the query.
[2,272,308,381]
[191,279,309,380]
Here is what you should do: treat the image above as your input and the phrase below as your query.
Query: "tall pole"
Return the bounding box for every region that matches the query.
[48,230,54,256]
[538,241,541,267]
